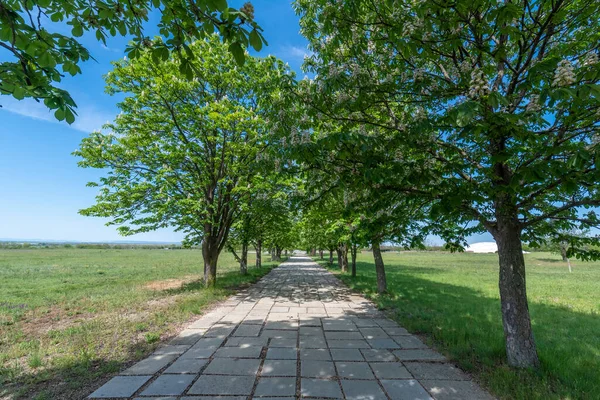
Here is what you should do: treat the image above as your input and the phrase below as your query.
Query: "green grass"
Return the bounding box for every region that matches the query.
[0,248,280,399]
[322,251,600,400]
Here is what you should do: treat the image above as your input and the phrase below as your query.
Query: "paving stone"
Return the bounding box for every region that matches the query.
[374,318,397,327]
[421,380,495,400]
[299,337,327,348]
[203,358,261,375]
[264,321,299,330]
[330,348,364,361]
[380,379,433,400]
[164,358,208,374]
[213,346,262,358]
[188,319,220,329]
[393,349,446,362]
[154,345,192,355]
[299,316,322,326]
[327,339,370,349]
[360,349,396,362]
[191,337,226,349]
[180,397,246,400]
[299,326,325,336]
[301,360,336,378]
[232,324,262,337]
[383,327,410,336]
[188,375,255,395]
[269,338,297,347]
[266,347,298,360]
[322,321,357,331]
[335,362,375,380]
[300,348,332,361]
[359,327,389,339]
[225,337,268,348]
[255,377,297,396]
[370,362,412,379]
[89,375,152,398]
[352,318,379,328]
[368,338,401,349]
[301,378,343,398]
[393,335,428,349]
[261,359,297,376]
[340,380,387,400]
[179,347,216,359]
[261,329,298,339]
[325,331,363,340]
[169,329,206,345]
[404,362,469,380]
[140,374,195,396]
[122,354,178,375]
[205,323,237,337]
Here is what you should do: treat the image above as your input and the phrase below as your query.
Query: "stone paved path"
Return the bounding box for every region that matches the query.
[89,257,494,400]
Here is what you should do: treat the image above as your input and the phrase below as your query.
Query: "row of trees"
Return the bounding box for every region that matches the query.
[76,36,297,285]
[64,0,599,373]
[279,0,600,370]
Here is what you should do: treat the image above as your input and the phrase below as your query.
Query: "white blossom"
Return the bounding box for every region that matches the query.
[583,52,599,66]
[552,60,576,87]
[468,68,490,98]
[526,95,541,112]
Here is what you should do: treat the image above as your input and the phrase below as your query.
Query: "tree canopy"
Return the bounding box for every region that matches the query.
[293,0,600,368]
[0,0,265,123]
[75,35,290,285]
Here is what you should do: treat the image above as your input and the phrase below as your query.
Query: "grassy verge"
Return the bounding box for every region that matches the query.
[0,248,281,399]
[320,251,600,400]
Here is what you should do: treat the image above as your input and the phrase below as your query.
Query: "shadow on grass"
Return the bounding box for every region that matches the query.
[1,260,282,400]
[329,261,600,400]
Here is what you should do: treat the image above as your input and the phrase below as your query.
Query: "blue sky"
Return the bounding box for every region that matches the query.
[0,0,311,242]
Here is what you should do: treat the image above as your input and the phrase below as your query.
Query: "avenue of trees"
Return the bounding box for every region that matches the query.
[14,0,595,373]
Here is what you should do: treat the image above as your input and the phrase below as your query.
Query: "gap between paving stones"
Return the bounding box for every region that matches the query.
[88,256,495,400]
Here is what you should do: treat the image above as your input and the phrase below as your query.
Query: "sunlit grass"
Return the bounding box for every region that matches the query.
[322,251,600,400]
[0,248,279,399]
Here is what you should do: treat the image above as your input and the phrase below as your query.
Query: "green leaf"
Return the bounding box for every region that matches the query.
[72,24,83,37]
[229,42,245,66]
[65,109,76,124]
[249,30,262,52]
[54,108,65,121]
[13,86,26,100]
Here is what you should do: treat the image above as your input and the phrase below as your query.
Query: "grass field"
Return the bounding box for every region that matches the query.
[0,248,279,400]
[322,251,600,400]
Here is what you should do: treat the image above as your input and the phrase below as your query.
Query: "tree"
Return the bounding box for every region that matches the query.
[295,0,600,368]
[75,36,290,286]
[1,0,266,122]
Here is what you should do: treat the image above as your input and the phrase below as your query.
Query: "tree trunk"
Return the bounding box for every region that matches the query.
[255,239,262,268]
[329,249,334,264]
[271,247,281,262]
[340,243,348,272]
[495,219,540,369]
[559,244,568,262]
[240,242,248,275]
[202,239,219,287]
[310,248,316,256]
[351,243,357,277]
[319,249,324,259]
[285,249,288,257]
[336,247,342,269]
[371,240,387,294]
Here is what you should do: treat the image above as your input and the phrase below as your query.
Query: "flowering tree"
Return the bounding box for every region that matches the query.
[0,0,264,122]
[295,0,600,368]
[75,36,290,286]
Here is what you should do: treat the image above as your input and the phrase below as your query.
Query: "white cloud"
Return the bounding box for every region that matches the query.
[1,97,114,133]
[277,45,313,61]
